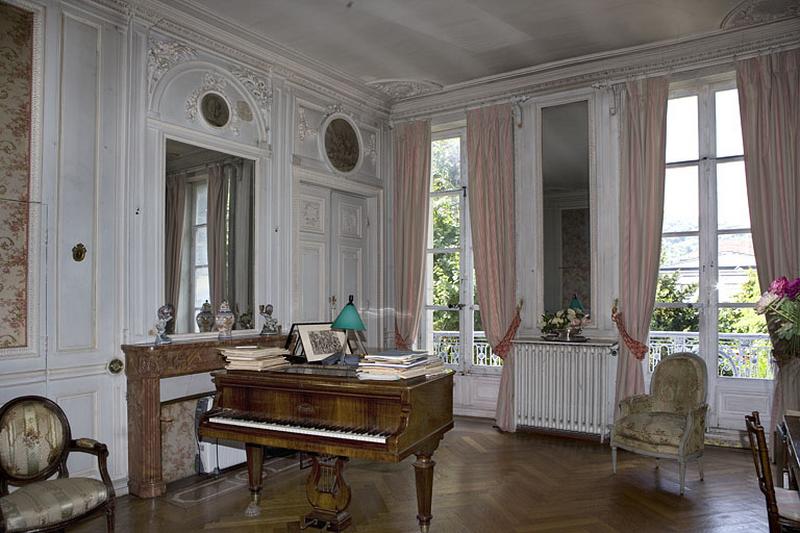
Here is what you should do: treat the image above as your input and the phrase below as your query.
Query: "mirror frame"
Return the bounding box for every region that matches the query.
[530,89,598,331]
[153,128,267,341]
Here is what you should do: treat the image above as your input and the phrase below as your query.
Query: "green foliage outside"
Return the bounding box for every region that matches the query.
[650,268,766,334]
[651,271,700,331]
[431,138,462,333]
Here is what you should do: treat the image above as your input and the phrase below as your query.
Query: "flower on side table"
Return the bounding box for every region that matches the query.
[755,276,800,356]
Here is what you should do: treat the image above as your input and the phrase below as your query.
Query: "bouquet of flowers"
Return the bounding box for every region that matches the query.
[539,307,590,336]
[755,276,800,354]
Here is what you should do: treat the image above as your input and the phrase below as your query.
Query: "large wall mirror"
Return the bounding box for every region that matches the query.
[165,139,255,334]
[541,100,592,315]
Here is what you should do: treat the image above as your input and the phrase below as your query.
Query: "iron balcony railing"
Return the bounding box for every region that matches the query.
[432,331,502,367]
[432,330,773,379]
[648,331,773,379]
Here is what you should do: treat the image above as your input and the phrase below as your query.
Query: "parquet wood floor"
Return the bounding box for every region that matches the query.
[74,417,771,533]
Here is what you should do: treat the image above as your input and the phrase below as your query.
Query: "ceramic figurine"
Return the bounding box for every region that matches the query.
[215,301,235,340]
[196,300,214,332]
[260,304,279,336]
[154,304,174,345]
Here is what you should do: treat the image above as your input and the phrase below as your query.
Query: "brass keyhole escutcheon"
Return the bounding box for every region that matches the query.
[107,358,124,375]
[72,243,87,262]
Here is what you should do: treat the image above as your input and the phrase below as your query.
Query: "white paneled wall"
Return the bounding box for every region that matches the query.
[0,0,129,491]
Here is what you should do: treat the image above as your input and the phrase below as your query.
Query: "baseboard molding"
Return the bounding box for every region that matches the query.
[704,428,748,449]
[113,477,129,496]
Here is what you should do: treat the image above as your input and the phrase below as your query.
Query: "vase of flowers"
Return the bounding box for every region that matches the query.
[539,307,590,341]
[755,276,800,356]
[755,276,800,418]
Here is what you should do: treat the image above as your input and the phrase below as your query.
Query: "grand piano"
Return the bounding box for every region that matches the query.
[199,364,454,532]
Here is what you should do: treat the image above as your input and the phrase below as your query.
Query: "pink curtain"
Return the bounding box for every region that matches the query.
[393,120,431,349]
[164,172,186,315]
[614,77,670,415]
[207,163,227,312]
[467,103,520,432]
[737,49,800,426]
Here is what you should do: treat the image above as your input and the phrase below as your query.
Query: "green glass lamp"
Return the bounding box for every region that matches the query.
[569,294,585,313]
[332,294,367,356]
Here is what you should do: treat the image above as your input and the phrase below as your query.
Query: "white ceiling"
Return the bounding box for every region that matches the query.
[187,0,743,86]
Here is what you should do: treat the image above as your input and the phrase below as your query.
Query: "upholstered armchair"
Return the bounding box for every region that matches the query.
[0,396,115,532]
[611,351,708,495]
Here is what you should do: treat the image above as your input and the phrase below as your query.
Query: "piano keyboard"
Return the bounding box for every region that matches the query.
[208,415,389,444]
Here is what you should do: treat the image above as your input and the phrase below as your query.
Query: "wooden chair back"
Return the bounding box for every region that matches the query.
[0,396,71,494]
[745,411,781,532]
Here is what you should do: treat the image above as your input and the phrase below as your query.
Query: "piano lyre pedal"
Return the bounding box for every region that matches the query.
[199,365,454,532]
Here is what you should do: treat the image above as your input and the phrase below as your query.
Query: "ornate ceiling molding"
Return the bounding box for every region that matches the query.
[92,0,390,116]
[230,66,273,113]
[392,18,800,121]
[367,79,443,102]
[147,37,197,90]
[721,0,800,29]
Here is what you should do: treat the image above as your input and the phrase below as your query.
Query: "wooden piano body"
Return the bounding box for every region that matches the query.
[199,365,454,532]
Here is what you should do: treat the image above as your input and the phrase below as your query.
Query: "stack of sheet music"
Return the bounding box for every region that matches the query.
[356,350,448,380]
[221,346,290,371]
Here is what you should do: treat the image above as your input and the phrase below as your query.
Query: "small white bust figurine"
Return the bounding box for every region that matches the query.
[260,304,279,336]
[154,304,174,345]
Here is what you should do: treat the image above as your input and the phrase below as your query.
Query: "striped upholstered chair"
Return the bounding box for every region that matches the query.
[0,396,115,532]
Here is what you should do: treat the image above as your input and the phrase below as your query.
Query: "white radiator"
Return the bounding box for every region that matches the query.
[514,340,616,440]
[198,440,246,473]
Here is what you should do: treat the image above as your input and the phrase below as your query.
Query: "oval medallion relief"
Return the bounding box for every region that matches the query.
[323,117,360,173]
[200,92,230,128]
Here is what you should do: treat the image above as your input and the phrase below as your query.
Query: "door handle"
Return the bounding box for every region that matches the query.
[447,303,466,310]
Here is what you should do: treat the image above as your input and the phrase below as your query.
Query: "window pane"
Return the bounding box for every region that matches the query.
[431,137,461,192]
[648,310,699,372]
[715,89,744,158]
[194,181,208,225]
[430,310,460,365]
[718,233,757,303]
[432,252,460,307]
[194,266,209,308]
[431,195,460,248]
[666,96,698,163]
[194,226,207,266]
[717,161,750,230]
[658,235,699,302]
[663,166,699,232]
[474,309,483,332]
[717,313,772,379]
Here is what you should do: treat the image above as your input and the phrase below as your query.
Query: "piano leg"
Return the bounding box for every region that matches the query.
[245,444,264,517]
[413,451,436,533]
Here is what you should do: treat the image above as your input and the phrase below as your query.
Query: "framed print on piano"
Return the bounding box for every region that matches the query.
[285,322,351,362]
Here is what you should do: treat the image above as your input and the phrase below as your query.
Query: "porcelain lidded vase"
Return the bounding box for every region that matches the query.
[215,300,235,340]
[196,300,214,332]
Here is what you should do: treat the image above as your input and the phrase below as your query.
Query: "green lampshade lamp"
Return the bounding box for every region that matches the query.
[332,294,367,356]
[569,294,585,313]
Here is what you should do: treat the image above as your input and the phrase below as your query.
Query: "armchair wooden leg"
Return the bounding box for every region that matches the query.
[106,503,115,533]
[611,447,617,474]
[698,457,704,481]
[679,459,686,495]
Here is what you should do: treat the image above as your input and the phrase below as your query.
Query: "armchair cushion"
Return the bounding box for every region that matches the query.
[0,478,109,532]
[612,412,687,455]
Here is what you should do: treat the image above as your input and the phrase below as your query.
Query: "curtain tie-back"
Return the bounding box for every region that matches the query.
[494,300,523,359]
[395,331,411,350]
[611,299,648,361]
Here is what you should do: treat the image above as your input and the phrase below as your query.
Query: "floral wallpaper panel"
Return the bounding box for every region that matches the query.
[561,208,591,312]
[0,2,34,349]
[161,399,201,484]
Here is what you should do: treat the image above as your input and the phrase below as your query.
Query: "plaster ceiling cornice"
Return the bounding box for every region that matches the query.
[391,17,800,121]
[90,0,391,117]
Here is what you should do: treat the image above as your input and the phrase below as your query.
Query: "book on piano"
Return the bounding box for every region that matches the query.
[220,346,290,371]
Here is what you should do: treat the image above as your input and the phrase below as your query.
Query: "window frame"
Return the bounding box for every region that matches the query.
[420,127,500,375]
[652,74,768,382]
[188,175,210,332]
